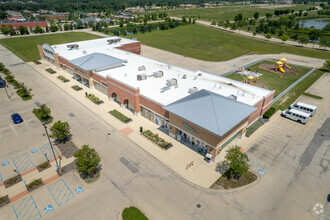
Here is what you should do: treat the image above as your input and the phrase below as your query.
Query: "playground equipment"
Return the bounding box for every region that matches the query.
[234,68,262,85]
[275,58,291,73]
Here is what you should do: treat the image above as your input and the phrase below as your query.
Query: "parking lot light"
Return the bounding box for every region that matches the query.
[42,123,60,172]
[13,169,20,176]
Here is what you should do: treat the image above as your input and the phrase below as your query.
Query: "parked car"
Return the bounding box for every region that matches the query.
[0,76,5,88]
[11,113,23,124]
[289,102,317,116]
[281,109,309,124]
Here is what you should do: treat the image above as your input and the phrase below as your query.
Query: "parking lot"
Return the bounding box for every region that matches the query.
[0,82,84,220]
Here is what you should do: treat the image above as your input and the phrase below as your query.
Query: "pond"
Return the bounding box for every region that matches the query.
[297,19,330,29]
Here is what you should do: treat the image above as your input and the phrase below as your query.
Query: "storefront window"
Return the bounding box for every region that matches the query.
[94,81,108,96]
[141,106,168,129]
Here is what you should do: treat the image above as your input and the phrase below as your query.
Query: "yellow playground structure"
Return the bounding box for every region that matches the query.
[275,58,291,73]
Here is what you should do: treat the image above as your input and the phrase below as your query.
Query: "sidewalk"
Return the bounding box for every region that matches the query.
[29,61,236,188]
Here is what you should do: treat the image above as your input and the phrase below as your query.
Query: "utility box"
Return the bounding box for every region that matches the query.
[153,71,163,78]
[137,74,147,81]
[166,78,177,86]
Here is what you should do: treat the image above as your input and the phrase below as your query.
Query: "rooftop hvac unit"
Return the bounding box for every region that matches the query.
[83,50,87,54]
[188,87,198,94]
[137,73,147,81]
[153,71,163,78]
[182,75,187,79]
[228,95,237,100]
[67,44,79,50]
[138,66,146,71]
[166,78,177,86]
[107,38,121,44]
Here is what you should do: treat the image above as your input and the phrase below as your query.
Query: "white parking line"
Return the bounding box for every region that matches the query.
[24,120,30,130]
[9,122,18,136]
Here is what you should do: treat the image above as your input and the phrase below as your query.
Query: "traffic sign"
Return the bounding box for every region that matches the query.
[44,204,54,213]
[75,186,83,194]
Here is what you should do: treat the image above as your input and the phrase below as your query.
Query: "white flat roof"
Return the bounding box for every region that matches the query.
[52,37,273,107]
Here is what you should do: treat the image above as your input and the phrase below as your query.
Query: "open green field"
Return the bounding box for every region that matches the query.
[127,24,329,61]
[226,60,312,97]
[149,4,315,21]
[0,32,102,62]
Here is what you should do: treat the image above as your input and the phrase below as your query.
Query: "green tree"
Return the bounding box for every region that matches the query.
[319,38,330,50]
[49,24,58,32]
[74,145,101,176]
[16,82,32,100]
[1,25,10,35]
[225,146,249,181]
[298,35,309,46]
[265,33,272,39]
[280,34,290,43]
[253,12,259,19]
[33,104,51,123]
[63,23,70,31]
[34,25,43,34]
[211,20,216,25]
[50,120,70,142]
[309,29,320,48]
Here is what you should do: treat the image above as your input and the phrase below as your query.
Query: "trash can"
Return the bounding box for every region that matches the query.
[140,126,143,133]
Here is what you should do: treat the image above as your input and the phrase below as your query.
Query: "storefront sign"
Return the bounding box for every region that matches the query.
[42,43,55,60]
[183,122,199,136]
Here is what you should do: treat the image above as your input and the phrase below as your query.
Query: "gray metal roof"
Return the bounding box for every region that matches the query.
[163,89,256,137]
[70,52,124,71]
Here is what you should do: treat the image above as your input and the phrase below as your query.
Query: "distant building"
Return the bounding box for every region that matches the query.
[80,17,111,25]
[0,20,47,30]
[179,4,197,9]
[125,6,144,12]
[112,14,135,20]
[8,16,26,21]
[44,13,69,21]
[200,3,215,8]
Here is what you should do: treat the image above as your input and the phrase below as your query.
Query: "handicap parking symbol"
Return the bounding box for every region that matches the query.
[75,186,84,194]
[2,161,9,166]
[44,204,54,213]
[31,149,38,154]
[258,169,266,176]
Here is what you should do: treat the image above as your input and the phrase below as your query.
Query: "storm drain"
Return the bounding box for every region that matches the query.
[68,113,75,118]
[34,102,41,107]
[120,157,138,173]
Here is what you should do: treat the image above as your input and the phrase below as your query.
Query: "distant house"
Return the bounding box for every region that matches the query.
[112,14,135,21]
[0,20,47,30]
[8,16,26,21]
[125,6,144,13]
[179,4,197,9]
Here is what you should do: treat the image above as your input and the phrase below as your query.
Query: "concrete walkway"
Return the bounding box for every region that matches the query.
[29,61,253,188]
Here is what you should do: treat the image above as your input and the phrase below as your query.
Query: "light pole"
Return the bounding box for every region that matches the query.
[42,123,59,172]
[4,80,11,100]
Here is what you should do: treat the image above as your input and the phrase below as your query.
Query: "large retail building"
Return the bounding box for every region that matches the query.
[38,37,274,161]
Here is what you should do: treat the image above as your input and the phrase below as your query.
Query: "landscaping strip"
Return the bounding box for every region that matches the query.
[4,175,22,189]
[109,110,132,123]
[122,206,148,220]
[302,92,323,100]
[210,170,257,190]
[57,75,70,82]
[37,162,51,172]
[0,195,10,208]
[71,85,83,91]
[27,178,44,192]
[141,130,172,150]
[86,93,103,105]
[46,68,56,74]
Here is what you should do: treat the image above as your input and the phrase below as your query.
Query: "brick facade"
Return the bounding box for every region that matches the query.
[116,42,141,55]
[140,96,169,118]
[1,21,47,30]
[107,77,141,112]
[92,73,108,86]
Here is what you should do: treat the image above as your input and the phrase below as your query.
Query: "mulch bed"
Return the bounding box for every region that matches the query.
[79,171,101,184]
[210,170,257,190]
[59,162,76,176]
[0,195,10,208]
[37,162,51,172]
[4,175,22,189]
[259,63,295,75]
[27,178,44,192]
[56,140,79,158]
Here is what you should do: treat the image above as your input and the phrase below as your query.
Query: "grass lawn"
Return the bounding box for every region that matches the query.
[0,32,102,62]
[226,60,312,97]
[126,24,329,61]
[146,4,314,22]
[272,70,327,111]
[109,109,132,123]
[122,206,148,220]
[210,170,257,189]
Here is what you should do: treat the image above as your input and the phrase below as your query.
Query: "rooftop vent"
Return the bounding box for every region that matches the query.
[228,95,237,100]
[67,44,79,50]
[153,71,163,78]
[182,75,187,79]
[83,50,87,54]
[107,38,121,44]
[198,73,202,76]
[188,87,198,94]
[166,78,177,86]
[138,65,146,71]
[137,73,147,81]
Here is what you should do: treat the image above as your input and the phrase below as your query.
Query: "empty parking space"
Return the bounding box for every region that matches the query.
[12,196,41,220]
[47,179,75,207]
[12,152,34,174]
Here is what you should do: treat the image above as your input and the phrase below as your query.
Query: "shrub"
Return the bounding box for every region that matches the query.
[71,85,82,91]
[46,68,56,74]
[74,145,101,177]
[86,93,103,105]
[263,107,276,119]
[57,75,70,82]
[33,104,52,124]
[50,120,71,142]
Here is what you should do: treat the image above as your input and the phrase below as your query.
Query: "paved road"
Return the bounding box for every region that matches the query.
[0,44,329,219]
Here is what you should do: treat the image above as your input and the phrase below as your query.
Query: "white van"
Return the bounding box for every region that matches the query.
[290,102,317,116]
[281,109,310,124]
